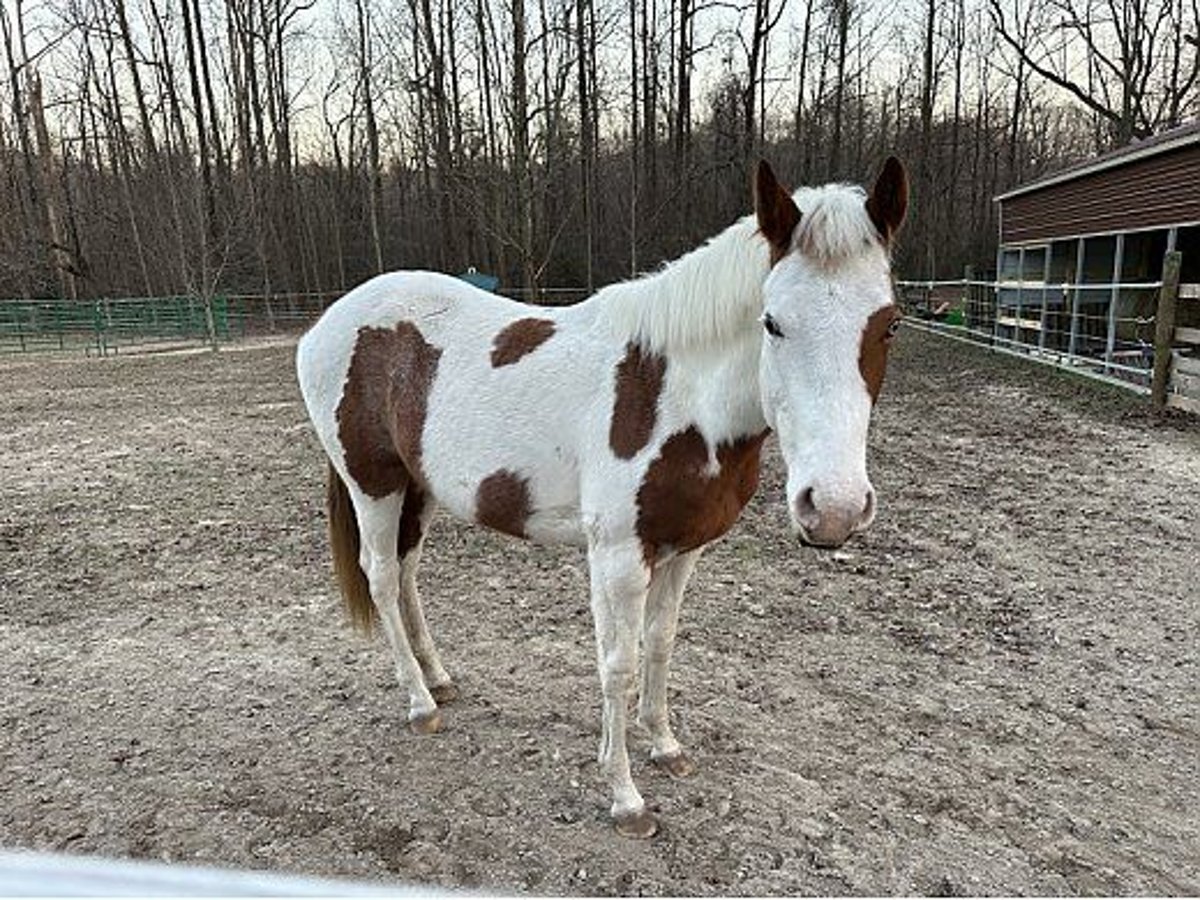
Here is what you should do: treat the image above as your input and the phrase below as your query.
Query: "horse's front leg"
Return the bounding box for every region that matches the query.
[638,549,701,777]
[587,539,656,838]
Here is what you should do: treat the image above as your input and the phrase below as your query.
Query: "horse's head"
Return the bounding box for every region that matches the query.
[754,157,907,548]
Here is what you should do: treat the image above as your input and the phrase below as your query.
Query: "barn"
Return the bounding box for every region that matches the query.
[990,122,1200,382]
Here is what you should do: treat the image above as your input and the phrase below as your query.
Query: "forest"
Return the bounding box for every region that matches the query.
[0,0,1196,302]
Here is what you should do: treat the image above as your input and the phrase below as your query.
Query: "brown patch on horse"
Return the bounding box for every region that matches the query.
[475,469,533,538]
[610,343,667,459]
[336,321,442,497]
[859,305,900,404]
[636,427,768,565]
[491,317,556,367]
[397,484,427,557]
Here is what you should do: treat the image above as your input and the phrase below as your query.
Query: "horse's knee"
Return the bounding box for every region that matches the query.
[642,642,672,666]
[589,540,651,594]
[600,660,636,696]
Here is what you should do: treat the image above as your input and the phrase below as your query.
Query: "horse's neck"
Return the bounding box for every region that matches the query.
[592,217,772,441]
[668,329,768,443]
[593,214,770,355]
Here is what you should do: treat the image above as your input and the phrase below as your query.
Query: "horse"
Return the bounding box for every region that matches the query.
[295,157,908,838]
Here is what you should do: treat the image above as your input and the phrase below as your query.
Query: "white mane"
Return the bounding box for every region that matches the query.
[591,214,767,353]
[591,183,878,352]
[792,184,878,266]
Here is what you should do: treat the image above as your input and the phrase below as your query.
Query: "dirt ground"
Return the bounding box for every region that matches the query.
[1,328,1197,896]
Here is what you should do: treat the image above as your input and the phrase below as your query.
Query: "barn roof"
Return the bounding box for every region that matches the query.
[995,120,1200,203]
[994,120,1200,244]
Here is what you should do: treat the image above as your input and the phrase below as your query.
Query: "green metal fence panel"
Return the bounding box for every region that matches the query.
[0,296,235,355]
[0,300,99,354]
[0,287,585,356]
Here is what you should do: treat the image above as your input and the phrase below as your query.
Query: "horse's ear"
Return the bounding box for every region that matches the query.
[755,160,801,262]
[866,156,908,244]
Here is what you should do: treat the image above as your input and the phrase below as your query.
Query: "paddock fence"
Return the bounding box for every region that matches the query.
[4,272,1197,416]
[0,286,590,357]
[0,292,342,356]
[897,253,1198,413]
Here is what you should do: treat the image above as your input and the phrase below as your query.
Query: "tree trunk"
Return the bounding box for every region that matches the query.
[113,0,158,162]
[673,0,692,181]
[578,0,594,293]
[830,1,851,177]
[628,0,639,276]
[355,0,384,273]
[416,0,455,269]
[793,0,815,176]
[191,0,226,180]
[919,0,936,277]
[29,73,76,298]
[511,0,537,297]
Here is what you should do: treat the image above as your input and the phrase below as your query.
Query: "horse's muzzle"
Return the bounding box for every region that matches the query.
[793,485,875,547]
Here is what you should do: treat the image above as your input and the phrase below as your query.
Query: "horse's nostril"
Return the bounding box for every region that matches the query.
[796,486,818,522]
[861,488,876,521]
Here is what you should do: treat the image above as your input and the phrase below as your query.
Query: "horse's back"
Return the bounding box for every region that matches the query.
[299,271,517,359]
[297,271,606,544]
[297,270,539,425]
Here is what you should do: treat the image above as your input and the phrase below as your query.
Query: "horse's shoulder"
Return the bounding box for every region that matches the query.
[634,427,768,564]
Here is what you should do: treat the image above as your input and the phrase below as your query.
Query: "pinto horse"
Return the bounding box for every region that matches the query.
[296,158,908,837]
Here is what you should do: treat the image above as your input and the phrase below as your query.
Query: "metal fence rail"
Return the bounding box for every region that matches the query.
[0,286,593,357]
[896,277,1165,393]
[222,292,343,339]
[0,296,223,355]
[1,279,1187,407]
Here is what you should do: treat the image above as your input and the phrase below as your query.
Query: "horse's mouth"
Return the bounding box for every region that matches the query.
[797,533,848,550]
[794,523,858,550]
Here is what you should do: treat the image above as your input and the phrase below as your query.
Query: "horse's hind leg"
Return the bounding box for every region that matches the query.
[638,550,701,777]
[356,490,441,734]
[396,486,457,703]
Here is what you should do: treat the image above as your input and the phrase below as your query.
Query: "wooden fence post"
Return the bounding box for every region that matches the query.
[963,264,974,327]
[202,292,219,351]
[1151,250,1182,408]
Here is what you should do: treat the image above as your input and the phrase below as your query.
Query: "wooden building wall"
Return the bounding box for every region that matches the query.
[999,142,1200,245]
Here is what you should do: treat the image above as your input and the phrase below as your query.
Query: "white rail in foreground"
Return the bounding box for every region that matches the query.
[0,850,447,897]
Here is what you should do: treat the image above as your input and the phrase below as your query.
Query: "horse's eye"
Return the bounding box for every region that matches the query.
[886,316,902,339]
[763,314,784,338]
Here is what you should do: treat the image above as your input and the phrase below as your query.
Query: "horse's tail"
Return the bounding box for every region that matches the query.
[326,462,377,632]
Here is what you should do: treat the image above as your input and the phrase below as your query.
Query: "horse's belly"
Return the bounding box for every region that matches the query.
[525,504,587,545]
[424,454,585,547]
[420,340,597,547]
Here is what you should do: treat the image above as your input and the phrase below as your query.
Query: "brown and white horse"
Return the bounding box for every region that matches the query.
[296,159,908,837]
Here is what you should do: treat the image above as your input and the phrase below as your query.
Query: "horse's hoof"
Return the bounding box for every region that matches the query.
[430,682,460,704]
[653,750,697,778]
[409,709,443,735]
[613,808,659,839]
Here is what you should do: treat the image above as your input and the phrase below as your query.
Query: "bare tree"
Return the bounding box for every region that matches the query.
[354,0,384,274]
[990,0,1200,146]
[512,0,537,297]
[742,0,787,161]
[1,0,1188,304]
